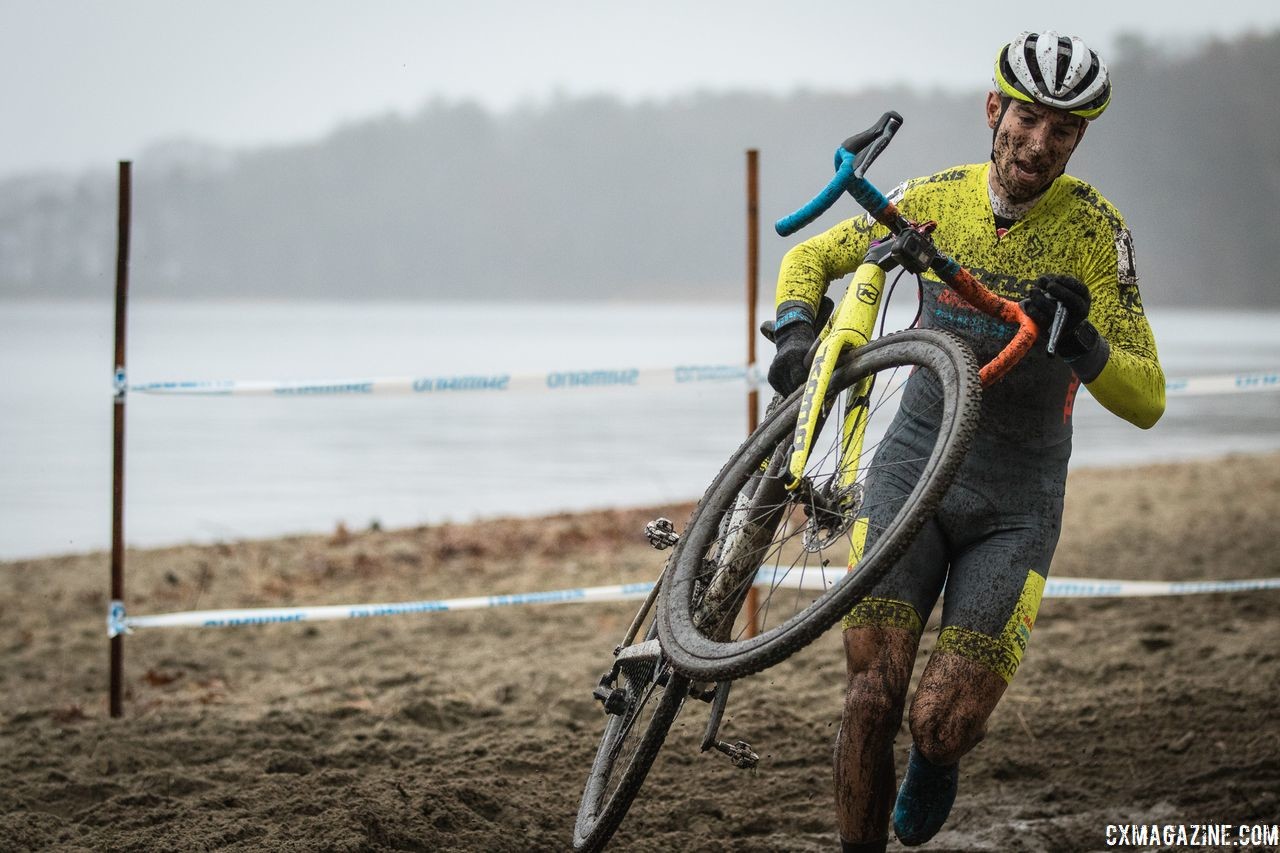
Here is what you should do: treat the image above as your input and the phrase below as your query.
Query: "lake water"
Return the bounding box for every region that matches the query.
[3,300,1278,560]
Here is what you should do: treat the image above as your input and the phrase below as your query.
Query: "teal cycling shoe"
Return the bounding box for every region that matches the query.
[892,745,959,846]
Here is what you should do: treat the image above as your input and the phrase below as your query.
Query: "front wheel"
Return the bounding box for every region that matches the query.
[658,330,981,681]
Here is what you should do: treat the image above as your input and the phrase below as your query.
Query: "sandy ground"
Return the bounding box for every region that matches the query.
[2,453,1278,852]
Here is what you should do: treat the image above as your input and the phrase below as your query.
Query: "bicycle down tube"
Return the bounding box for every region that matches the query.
[787,260,885,490]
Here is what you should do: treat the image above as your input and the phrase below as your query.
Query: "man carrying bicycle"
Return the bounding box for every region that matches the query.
[767,31,1164,851]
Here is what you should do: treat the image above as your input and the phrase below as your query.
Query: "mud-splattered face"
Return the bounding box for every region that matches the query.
[986,93,1086,205]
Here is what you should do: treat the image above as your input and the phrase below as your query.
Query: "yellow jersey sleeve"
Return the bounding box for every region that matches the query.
[1070,185,1166,429]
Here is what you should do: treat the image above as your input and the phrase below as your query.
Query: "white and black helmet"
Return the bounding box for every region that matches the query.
[994,30,1111,119]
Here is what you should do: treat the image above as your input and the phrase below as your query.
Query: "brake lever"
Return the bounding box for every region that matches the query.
[836,112,903,177]
[852,113,903,179]
[1045,302,1068,356]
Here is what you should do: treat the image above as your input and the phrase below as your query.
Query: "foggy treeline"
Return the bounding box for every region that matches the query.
[3,30,1277,307]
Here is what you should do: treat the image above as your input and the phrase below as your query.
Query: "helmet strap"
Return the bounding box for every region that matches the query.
[989,96,1013,161]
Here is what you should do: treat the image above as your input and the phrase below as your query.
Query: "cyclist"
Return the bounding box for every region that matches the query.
[767,31,1165,851]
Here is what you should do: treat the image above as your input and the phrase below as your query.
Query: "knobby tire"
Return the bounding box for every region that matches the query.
[658,330,981,681]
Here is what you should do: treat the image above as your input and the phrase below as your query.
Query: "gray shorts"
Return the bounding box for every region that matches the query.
[843,411,1068,684]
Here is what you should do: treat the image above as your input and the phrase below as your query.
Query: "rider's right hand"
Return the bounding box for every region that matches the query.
[767,318,816,396]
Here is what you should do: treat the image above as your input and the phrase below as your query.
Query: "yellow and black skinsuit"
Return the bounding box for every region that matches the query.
[776,162,1164,681]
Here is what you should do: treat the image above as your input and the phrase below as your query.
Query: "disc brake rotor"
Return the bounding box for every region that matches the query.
[800,481,863,553]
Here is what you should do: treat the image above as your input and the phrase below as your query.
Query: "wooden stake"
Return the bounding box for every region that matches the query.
[110,161,131,718]
[744,150,761,638]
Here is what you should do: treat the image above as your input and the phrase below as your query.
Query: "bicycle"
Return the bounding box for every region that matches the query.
[572,111,1048,851]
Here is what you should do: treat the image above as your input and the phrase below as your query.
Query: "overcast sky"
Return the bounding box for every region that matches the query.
[5,0,1280,179]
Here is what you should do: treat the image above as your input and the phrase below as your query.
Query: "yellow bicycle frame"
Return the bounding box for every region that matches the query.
[785,260,888,564]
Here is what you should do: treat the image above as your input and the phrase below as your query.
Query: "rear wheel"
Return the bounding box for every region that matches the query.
[658,330,980,681]
[572,616,689,852]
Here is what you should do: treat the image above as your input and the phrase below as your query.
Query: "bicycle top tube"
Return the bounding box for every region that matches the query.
[773,113,1037,387]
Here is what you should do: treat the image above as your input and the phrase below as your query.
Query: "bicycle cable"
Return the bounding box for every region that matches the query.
[876,267,925,338]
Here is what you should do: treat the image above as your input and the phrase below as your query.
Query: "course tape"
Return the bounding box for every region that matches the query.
[128,365,757,397]
[1162,371,1280,396]
[126,367,1279,398]
[108,574,1280,636]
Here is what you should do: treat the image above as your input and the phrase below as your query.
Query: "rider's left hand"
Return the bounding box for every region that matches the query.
[1022,275,1100,360]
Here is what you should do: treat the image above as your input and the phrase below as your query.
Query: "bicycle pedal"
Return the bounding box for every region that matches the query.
[714,739,759,770]
[644,517,680,550]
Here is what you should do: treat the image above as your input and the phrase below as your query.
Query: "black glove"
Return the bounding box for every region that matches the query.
[1022,274,1109,380]
[1022,275,1097,358]
[767,316,816,396]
